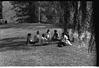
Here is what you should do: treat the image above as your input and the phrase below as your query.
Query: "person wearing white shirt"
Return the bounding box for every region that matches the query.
[58,32,72,47]
[46,29,51,41]
[41,34,48,45]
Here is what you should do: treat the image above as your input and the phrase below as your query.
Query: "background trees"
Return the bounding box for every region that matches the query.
[10,1,37,23]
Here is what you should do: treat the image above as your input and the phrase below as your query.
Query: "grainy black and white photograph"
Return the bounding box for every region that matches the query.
[0,1,96,66]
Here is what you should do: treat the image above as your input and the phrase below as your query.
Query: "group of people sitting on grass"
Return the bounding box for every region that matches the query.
[26,29,72,47]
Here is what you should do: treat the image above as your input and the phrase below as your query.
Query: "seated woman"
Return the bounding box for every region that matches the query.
[52,30,59,41]
[58,32,72,47]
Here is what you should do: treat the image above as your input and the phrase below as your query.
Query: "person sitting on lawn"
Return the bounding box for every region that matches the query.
[26,33,33,45]
[45,29,51,41]
[52,30,59,41]
[33,31,40,44]
[41,33,48,45]
[58,32,72,47]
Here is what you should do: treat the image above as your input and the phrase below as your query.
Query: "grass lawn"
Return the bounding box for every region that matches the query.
[0,23,96,66]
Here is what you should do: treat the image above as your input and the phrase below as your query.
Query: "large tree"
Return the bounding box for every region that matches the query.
[60,1,95,52]
[86,1,95,52]
[0,1,2,19]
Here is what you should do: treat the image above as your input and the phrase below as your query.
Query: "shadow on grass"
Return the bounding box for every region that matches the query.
[0,37,25,42]
[0,36,34,52]
[0,37,60,52]
[0,40,53,52]
[0,41,31,52]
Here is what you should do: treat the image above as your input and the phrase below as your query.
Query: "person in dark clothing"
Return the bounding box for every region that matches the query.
[5,20,7,24]
[52,30,59,41]
[26,33,32,45]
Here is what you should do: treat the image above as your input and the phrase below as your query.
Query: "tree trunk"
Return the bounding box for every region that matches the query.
[86,1,95,53]
[0,1,2,19]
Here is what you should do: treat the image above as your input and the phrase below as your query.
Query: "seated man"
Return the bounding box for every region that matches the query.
[33,31,40,44]
[41,34,48,45]
[52,30,59,41]
[26,33,32,45]
[45,29,51,41]
[58,32,72,47]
